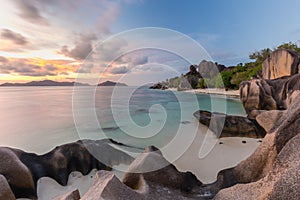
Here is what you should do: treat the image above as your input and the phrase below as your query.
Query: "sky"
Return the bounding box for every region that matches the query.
[0,0,300,85]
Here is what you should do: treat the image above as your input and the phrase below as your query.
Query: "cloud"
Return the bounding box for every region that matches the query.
[77,64,94,73]
[109,66,130,74]
[59,33,97,60]
[124,55,148,66]
[13,0,49,25]
[1,29,28,45]
[0,57,74,77]
[0,56,8,63]
[96,1,120,34]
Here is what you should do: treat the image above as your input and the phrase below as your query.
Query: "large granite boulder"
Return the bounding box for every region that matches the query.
[0,148,35,198]
[198,60,225,78]
[0,139,133,199]
[54,189,80,200]
[193,110,266,138]
[239,73,300,116]
[0,174,15,200]
[262,49,300,79]
[82,146,204,200]
[202,92,300,199]
[81,171,142,200]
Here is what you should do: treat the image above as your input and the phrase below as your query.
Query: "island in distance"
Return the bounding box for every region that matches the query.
[0,80,128,87]
[97,81,127,86]
[0,80,90,87]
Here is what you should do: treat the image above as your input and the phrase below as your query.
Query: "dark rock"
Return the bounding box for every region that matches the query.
[0,148,35,198]
[262,49,300,80]
[193,110,266,138]
[149,83,168,90]
[0,139,133,199]
[54,189,80,200]
[179,65,202,90]
[122,146,203,198]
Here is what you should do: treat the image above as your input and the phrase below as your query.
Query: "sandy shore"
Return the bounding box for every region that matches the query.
[168,88,240,98]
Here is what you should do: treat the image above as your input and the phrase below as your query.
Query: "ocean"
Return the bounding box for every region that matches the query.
[0,86,259,183]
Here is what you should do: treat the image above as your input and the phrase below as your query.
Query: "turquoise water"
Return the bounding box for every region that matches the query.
[0,86,245,154]
[0,86,260,183]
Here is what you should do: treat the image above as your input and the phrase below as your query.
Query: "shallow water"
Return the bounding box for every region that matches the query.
[0,86,259,183]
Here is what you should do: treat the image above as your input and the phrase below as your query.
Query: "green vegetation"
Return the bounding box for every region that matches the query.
[164,41,299,90]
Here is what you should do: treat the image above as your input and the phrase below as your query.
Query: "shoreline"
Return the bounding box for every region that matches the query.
[167,88,240,98]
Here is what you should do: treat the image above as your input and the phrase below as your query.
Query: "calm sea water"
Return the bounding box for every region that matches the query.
[0,86,260,183]
[0,86,244,153]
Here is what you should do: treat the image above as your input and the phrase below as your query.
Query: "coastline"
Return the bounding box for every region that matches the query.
[167,88,240,98]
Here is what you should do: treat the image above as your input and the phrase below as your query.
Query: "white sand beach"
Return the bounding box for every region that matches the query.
[168,88,240,98]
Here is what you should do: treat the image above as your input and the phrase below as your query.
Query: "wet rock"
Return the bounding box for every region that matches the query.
[193,110,266,138]
[0,139,133,199]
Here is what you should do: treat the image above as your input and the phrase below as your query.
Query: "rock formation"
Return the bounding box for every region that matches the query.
[193,110,266,138]
[81,146,203,200]
[198,91,300,199]
[240,73,300,116]
[178,65,202,90]
[198,60,225,78]
[0,139,133,199]
[149,83,168,90]
[262,49,300,79]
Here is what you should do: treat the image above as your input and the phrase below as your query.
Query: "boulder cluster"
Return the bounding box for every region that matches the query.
[1,48,300,199]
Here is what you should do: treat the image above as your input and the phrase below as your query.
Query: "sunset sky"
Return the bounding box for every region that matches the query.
[1,0,300,85]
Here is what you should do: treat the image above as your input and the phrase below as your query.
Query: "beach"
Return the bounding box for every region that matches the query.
[168,88,240,98]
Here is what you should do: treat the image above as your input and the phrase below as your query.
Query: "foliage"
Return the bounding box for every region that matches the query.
[249,48,272,64]
[164,41,298,90]
[277,42,300,52]
[196,78,207,89]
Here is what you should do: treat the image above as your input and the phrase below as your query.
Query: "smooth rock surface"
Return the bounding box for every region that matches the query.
[262,49,300,79]
[239,73,300,115]
[0,139,133,199]
[193,110,266,138]
[0,174,16,200]
[53,190,80,200]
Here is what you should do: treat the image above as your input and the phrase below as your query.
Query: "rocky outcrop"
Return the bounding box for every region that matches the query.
[0,174,15,200]
[149,83,168,90]
[204,92,300,199]
[262,49,300,79]
[0,139,133,199]
[179,65,202,90]
[193,110,266,138]
[54,189,80,200]
[198,60,225,78]
[81,146,203,200]
[256,110,285,132]
[239,73,300,116]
